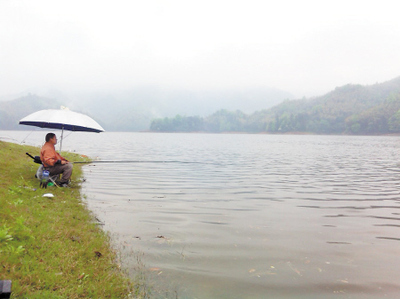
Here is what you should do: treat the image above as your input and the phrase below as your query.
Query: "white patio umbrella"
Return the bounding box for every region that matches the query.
[19,108,105,152]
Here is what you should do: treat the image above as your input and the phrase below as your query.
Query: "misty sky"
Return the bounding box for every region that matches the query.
[1,0,400,99]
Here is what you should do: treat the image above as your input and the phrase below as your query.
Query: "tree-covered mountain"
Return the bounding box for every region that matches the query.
[0,87,292,131]
[2,76,400,134]
[0,94,62,130]
[150,76,400,134]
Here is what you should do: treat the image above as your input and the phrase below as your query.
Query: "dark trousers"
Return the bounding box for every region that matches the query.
[46,163,73,183]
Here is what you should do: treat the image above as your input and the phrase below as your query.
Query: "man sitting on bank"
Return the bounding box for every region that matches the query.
[40,132,73,187]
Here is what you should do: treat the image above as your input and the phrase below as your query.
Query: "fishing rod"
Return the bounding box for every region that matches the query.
[71,160,211,165]
[26,152,218,165]
[72,160,174,164]
[27,153,183,165]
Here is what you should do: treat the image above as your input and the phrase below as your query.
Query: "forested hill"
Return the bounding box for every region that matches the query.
[150,76,400,134]
[0,95,63,130]
[2,76,400,134]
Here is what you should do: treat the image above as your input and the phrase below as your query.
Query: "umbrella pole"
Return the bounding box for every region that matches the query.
[59,126,64,153]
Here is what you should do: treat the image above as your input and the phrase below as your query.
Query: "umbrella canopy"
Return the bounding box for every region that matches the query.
[19,109,104,133]
[19,108,104,152]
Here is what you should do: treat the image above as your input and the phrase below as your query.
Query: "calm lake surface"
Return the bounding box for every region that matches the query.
[3,131,400,298]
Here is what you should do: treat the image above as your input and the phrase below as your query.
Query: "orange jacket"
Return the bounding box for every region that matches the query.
[40,142,66,167]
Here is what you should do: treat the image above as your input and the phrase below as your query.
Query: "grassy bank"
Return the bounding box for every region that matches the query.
[0,141,134,298]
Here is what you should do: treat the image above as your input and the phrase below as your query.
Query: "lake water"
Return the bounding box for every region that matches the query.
[2,131,400,298]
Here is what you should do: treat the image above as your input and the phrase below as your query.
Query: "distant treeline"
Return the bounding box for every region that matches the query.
[150,80,400,135]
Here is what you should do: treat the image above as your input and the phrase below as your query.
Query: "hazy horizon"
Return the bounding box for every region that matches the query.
[1,0,400,102]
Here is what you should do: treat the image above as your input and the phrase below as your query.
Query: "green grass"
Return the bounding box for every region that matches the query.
[0,140,137,298]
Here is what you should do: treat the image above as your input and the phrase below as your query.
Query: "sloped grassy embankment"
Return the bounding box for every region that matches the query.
[0,140,135,298]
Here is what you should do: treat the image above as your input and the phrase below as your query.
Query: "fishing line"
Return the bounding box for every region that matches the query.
[20,128,42,144]
[60,131,73,140]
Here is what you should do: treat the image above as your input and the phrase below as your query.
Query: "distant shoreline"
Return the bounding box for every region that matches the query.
[139,130,400,136]
[1,129,399,138]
